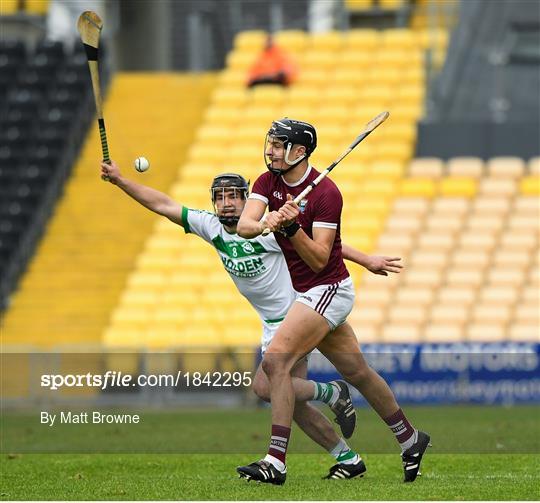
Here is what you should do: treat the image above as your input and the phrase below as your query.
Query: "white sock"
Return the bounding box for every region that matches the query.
[263,454,286,472]
[330,438,361,465]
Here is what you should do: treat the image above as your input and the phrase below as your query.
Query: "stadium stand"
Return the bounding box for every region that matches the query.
[0,37,95,307]
[1,73,216,347]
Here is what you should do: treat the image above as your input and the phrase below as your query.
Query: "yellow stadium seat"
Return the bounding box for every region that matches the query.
[466,324,506,342]
[337,49,374,69]
[374,143,413,163]
[234,30,267,52]
[248,85,286,105]
[508,324,540,342]
[103,327,146,348]
[409,158,444,178]
[425,214,464,233]
[367,160,405,179]
[417,232,456,252]
[437,287,477,306]
[480,178,517,196]
[487,157,526,178]
[431,197,471,215]
[513,196,540,214]
[500,230,538,251]
[447,157,484,178]
[508,214,539,232]
[212,88,249,106]
[459,232,497,251]
[204,105,242,125]
[378,123,416,144]
[355,286,395,306]
[225,51,256,70]
[367,68,402,86]
[376,233,415,255]
[466,214,503,232]
[451,249,490,269]
[520,176,540,195]
[273,30,308,52]
[446,266,484,288]
[0,0,18,14]
[349,305,386,326]
[111,307,152,331]
[493,249,531,268]
[471,197,511,216]
[424,324,464,342]
[381,325,422,343]
[359,84,394,105]
[360,178,399,196]
[218,69,247,88]
[515,304,539,323]
[410,251,448,269]
[472,304,512,324]
[25,0,49,14]
[391,104,423,123]
[392,197,430,215]
[479,286,519,306]
[400,178,436,197]
[309,31,344,51]
[487,268,526,287]
[345,0,374,11]
[389,305,428,325]
[302,50,337,70]
[296,69,330,87]
[439,177,477,197]
[120,290,160,308]
[394,286,435,307]
[403,269,443,287]
[385,214,423,234]
[345,28,381,52]
[323,86,359,105]
[430,305,469,325]
[381,28,418,48]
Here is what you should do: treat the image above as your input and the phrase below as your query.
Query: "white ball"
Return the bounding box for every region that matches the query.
[134,156,150,172]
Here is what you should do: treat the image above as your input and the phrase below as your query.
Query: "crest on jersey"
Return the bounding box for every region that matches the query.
[298,199,308,213]
[241,242,255,254]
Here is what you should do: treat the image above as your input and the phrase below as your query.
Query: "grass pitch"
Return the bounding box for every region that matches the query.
[1,405,539,500]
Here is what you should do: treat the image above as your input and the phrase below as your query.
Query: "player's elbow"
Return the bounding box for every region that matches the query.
[236,217,250,238]
[309,257,329,274]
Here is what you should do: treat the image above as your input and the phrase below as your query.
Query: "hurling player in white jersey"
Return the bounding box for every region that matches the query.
[100,160,402,479]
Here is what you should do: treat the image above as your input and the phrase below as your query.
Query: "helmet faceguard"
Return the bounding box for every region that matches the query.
[210,173,250,226]
[264,118,317,176]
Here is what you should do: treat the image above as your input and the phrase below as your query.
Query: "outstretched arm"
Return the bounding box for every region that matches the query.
[101,161,183,226]
[342,244,403,276]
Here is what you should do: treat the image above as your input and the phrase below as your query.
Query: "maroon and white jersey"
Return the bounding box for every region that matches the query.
[250,165,350,292]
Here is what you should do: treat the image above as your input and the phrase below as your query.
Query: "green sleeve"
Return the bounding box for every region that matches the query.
[181,206,191,234]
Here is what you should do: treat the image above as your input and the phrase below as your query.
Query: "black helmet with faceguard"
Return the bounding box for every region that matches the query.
[210,173,250,226]
[265,118,317,175]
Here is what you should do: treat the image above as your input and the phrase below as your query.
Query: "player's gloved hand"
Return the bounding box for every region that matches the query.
[278,194,300,227]
[365,255,403,276]
[101,161,120,184]
[262,211,284,233]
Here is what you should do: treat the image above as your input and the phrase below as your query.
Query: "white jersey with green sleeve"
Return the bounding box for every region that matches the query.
[181,207,295,324]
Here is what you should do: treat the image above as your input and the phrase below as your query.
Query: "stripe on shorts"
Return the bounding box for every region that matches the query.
[320,283,339,315]
[315,282,338,315]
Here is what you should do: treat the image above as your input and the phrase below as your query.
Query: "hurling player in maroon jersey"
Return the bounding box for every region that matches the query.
[236,118,430,485]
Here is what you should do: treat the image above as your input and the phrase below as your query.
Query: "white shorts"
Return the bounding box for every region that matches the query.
[261,320,281,355]
[259,277,355,353]
[295,276,355,329]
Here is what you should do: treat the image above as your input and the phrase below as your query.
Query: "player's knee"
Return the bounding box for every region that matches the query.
[252,379,270,402]
[261,354,289,378]
[341,364,371,385]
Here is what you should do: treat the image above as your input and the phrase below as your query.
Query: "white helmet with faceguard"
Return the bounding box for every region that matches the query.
[265,118,317,176]
[210,173,250,226]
